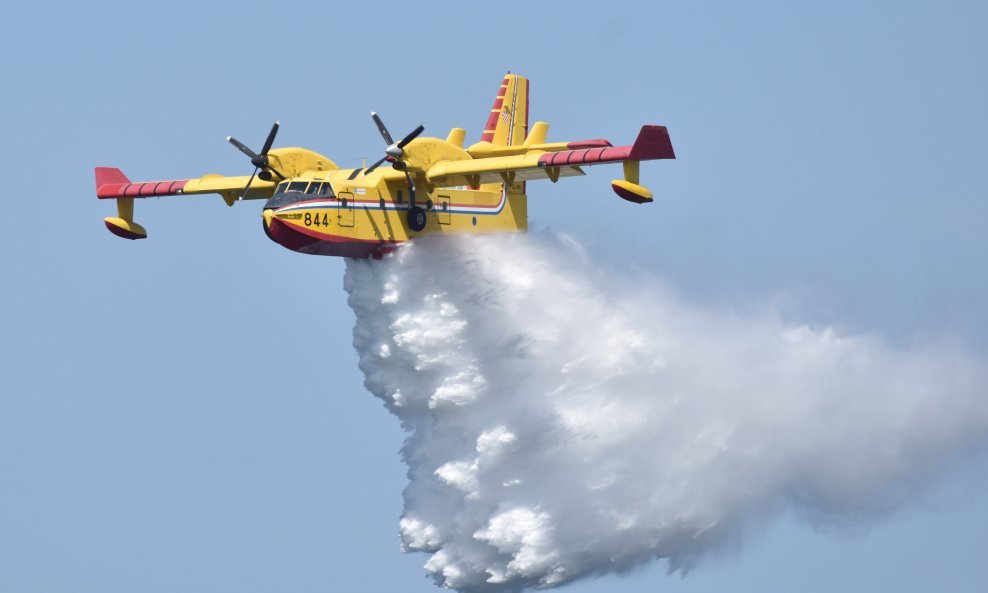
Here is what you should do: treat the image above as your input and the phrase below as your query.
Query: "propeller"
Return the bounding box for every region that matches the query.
[227,121,287,200]
[364,112,425,176]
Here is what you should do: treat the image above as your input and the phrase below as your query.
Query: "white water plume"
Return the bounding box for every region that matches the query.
[344,232,987,591]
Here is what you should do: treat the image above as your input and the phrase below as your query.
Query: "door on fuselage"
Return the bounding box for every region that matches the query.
[338,191,355,227]
[437,194,451,225]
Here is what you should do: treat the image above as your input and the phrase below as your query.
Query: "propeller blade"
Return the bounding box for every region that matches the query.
[364,155,388,175]
[371,112,395,145]
[230,124,286,182]
[240,167,259,200]
[227,136,258,159]
[260,121,280,155]
[397,124,425,149]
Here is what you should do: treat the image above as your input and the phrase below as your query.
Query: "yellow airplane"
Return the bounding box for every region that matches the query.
[95,73,675,258]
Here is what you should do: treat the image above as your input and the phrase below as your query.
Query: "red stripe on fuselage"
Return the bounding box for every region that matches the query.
[277,190,504,212]
[266,216,400,258]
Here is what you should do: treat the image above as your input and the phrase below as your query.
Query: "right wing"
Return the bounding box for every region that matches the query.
[425,152,586,187]
[426,125,675,188]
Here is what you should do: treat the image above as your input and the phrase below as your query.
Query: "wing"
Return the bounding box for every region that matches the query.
[426,151,587,187]
[95,167,276,204]
[426,125,675,189]
[95,166,278,240]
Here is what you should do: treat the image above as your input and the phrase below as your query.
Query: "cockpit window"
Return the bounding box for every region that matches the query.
[274,182,289,195]
[319,182,334,196]
[288,181,308,193]
[306,182,321,195]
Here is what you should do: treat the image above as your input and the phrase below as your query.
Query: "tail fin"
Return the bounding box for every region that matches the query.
[479,73,529,146]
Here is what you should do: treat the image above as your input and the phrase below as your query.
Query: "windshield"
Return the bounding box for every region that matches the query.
[263,179,336,210]
[264,180,335,210]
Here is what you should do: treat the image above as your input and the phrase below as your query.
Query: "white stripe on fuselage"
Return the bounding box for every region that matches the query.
[275,188,508,216]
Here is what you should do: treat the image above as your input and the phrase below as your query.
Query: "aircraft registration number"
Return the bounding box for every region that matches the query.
[303,212,331,227]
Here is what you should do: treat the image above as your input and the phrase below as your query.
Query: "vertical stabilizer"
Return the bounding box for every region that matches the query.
[479,73,529,146]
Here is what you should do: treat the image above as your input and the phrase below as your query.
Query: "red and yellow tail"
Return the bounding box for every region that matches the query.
[479,73,529,146]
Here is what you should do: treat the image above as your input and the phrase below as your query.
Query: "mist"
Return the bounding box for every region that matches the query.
[344,232,987,591]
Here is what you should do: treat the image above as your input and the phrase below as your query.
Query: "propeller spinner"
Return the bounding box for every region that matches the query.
[364,112,429,232]
[227,121,286,200]
[364,113,424,175]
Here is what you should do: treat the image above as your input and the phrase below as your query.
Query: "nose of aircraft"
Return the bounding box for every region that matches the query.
[262,208,320,252]
[262,208,277,242]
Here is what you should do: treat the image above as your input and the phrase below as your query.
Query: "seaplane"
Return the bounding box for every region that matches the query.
[94,73,675,258]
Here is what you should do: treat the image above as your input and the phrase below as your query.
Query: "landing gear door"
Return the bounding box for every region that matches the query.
[338,191,355,228]
[438,194,451,225]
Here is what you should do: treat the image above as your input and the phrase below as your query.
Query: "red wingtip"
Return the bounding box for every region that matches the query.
[629,126,676,160]
[95,167,131,190]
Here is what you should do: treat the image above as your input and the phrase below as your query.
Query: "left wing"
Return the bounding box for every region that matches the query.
[95,167,276,204]
[95,166,276,240]
[96,143,337,240]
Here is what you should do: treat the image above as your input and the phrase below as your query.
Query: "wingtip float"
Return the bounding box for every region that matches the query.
[94,73,675,259]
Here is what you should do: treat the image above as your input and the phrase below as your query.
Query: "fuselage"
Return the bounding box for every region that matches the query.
[261,166,528,258]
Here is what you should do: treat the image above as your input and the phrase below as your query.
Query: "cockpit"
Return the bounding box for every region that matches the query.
[264,179,335,210]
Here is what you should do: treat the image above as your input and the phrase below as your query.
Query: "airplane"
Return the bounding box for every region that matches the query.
[94,73,675,258]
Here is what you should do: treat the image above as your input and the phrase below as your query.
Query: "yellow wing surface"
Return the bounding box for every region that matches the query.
[426,74,674,201]
[95,146,338,239]
[428,125,676,202]
[94,167,276,239]
[95,168,276,203]
[426,151,585,186]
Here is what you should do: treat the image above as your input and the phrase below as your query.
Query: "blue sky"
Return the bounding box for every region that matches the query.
[1,1,986,591]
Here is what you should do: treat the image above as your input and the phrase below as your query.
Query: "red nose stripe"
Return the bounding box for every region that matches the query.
[266,216,322,251]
